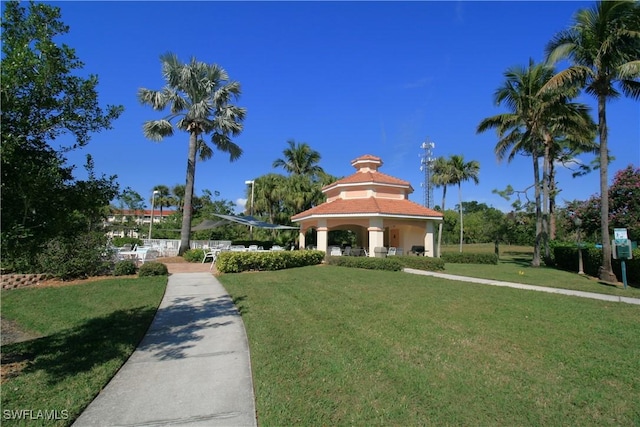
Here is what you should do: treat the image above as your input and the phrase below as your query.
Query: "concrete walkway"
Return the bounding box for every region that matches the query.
[404,268,640,305]
[73,272,257,427]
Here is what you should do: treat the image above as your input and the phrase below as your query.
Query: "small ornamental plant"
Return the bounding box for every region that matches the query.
[138,262,169,277]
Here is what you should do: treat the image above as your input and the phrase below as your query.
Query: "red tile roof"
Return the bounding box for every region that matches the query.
[324,170,411,191]
[291,197,442,221]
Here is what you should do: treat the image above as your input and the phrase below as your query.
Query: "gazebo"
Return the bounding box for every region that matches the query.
[291,154,443,257]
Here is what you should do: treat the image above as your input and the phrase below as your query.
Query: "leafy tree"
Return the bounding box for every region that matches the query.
[116,188,144,237]
[545,0,640,281]
[609,165,640,240]
[449,155,480,252]
[139,53,246,255]
[1,1,122,271]
[568,165,640,243]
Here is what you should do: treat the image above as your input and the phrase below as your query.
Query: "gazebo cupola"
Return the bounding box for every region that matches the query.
[351,154,382,172]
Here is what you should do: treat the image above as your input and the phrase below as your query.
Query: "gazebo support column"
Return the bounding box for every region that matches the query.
[368,218,384,257]
[317,224,328,254]
[424,220,435,257]
[298,231,306,250]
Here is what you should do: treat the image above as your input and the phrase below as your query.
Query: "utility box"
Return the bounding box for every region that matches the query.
[612,239,633,260]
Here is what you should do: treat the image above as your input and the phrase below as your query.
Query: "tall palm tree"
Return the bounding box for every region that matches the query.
[139,53,246,254]
[448,155,480,253]
[273,139,325,178]
[478,60,594,265]
[544,0,640,282]
[430,156,455,257]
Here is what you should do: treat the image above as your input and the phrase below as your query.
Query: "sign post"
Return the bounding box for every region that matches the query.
[612,228,631,289]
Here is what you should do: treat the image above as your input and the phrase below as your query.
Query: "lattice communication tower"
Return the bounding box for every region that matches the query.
[419,139,435,208]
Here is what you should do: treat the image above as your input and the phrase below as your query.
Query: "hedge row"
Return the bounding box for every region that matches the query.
[395,255,445,271]
[216,250,325,273]
[327,255,445,272]
[326,256,403,271]
[553,245,639,284]
[441,252,498,265]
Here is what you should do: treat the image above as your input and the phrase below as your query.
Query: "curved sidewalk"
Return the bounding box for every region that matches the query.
[404,268,640,305]
[73,272,257,427]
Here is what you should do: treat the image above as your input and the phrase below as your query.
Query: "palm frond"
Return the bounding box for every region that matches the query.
[196,138,213,161]
[138,88,169,110]
[211,133,243,161]
[142,120,174,141]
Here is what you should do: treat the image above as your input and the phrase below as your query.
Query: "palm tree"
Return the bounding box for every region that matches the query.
[171,184,186,212]
[139,53,246,255]
[448,155,480,253]
[252,174,287,224]
[151,184,171,217]
[478,59,595,265]
[273,139,325,178]
[544,0,640,282]
[430,156,455,257]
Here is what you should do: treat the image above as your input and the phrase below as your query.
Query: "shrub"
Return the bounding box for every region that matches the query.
[38,232,113,280]
[554,245,639,284]
[326,256,403,271]
[216,250,324,273]
[183,249,205,263]
[138,262,169,277]
[395,255,445,271]
[441,252,498,265]
[114,260,137,276]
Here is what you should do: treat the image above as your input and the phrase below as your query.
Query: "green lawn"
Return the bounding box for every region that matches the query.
[441,243,640,297]
[1,277,167,427]
[220,265,640,426]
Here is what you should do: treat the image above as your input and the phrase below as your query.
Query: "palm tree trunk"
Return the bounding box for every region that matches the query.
[436,186,446,257]
[542,135,551,260]
[178,132,198,255]
[458,183,463,253]
[597,95,616,282]
[532,152,542,267]
[549,161,557,240]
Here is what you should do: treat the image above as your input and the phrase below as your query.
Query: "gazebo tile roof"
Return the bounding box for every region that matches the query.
[291,197,442,221]
[325,171,410,188]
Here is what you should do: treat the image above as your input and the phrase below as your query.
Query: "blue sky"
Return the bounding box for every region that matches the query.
[43,1,639,212]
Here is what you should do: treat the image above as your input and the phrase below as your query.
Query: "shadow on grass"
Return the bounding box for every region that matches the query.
[499,255,532,267]
[2,293,242,383]
[2,307,157,386]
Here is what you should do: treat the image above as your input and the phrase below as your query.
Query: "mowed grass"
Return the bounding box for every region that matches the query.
[220,265,640,426]
[1,277,167,427]
[442,244,640,297]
